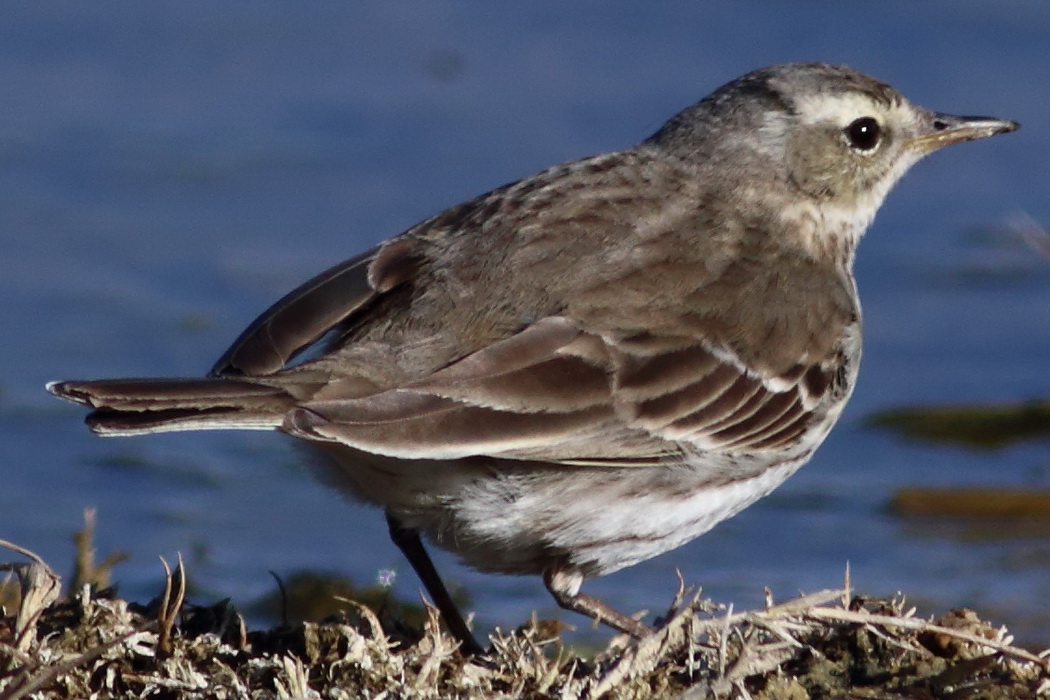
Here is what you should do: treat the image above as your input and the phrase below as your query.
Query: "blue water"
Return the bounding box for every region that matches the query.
[3,2,1048,646]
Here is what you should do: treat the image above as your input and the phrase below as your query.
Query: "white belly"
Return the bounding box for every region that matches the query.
[419,454,810,578]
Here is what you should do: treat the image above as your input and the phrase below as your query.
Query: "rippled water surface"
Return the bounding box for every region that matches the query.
[3,2,1049,646]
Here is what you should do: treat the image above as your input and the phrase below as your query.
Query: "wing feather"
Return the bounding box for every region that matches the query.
[631,364,743,431]
[282,315,849,467]
[211,239,421,377]
[290,397,615,460]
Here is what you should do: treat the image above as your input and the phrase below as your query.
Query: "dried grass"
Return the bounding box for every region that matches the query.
[1,537,1046,700]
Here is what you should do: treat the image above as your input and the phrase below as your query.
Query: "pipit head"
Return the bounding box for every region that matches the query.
[48,63,1017,655]
[649,64,1017,262]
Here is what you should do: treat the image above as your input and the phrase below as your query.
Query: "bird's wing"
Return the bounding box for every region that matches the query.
[210,238,420,377]
[283,314,850,466]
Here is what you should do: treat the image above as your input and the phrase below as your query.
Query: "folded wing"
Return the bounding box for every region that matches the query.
[284,315,845,466]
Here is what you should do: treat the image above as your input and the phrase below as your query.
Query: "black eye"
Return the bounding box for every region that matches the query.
[845,117,881,151]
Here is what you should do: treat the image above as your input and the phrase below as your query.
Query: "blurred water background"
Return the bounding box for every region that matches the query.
[3,2,1048,646]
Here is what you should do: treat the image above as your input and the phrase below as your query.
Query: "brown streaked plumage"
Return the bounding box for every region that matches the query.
[48,63,1017,654]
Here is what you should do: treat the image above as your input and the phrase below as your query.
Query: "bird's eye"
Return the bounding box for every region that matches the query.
[845,117,881,151]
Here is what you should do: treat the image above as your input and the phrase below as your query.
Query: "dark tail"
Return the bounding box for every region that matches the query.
[47,378,297,436]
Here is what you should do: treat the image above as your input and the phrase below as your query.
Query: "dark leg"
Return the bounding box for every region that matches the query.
[385,513,484,655]
[544,568,652,639]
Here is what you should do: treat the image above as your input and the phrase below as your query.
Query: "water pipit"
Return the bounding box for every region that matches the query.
[49,63,1017,654]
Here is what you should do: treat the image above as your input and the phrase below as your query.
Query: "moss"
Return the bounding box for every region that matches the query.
[867,400,1050,449]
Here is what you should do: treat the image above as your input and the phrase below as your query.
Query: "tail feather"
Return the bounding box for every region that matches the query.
[47,378,296,436]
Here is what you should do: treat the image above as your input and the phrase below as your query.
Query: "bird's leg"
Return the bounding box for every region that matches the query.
[543,568,652,639]
[385,513,485,656]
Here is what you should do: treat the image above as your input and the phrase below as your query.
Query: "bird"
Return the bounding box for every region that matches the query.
[48,63,1017,655]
